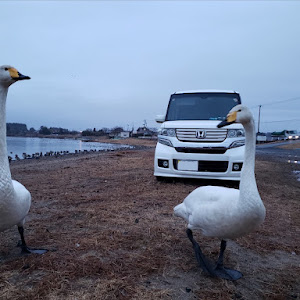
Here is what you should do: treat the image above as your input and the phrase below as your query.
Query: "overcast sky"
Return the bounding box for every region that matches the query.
[2,1,300,132]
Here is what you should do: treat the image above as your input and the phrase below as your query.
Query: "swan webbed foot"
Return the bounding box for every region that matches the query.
[17,226,48,255]
[21,246,48,255]
[214,265,242,281]
[186,229,242,281]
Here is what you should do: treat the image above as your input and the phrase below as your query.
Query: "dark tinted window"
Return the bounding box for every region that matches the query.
[166,93,241,121]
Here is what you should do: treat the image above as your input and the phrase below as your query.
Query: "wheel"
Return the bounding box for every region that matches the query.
[155,176,164,181]
[155,176,174,183]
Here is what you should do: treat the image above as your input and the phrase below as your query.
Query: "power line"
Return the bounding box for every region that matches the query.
[263,96,300,106]
[253,97,300,132]
[260,118,300,124]
[251,96,300,108]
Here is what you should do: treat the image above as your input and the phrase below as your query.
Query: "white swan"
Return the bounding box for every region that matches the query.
[174,105,266,280]
[0,65,46,254]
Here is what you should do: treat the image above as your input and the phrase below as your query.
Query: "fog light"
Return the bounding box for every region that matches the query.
[158,159,169,168]
[232,163,243,171]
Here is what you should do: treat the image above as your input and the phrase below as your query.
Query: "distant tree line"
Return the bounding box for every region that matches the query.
[39,126,79,135]
[6,123,28,136]
[6,123,79,136]
[7,123,157,138]
[6,123,126,137]
[81,126,123,136]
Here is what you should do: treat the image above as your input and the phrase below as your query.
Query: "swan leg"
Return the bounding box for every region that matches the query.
[186,230,242,281]
[214,240,243,281]
[17,226,48,254]
[186,229,216,275]
[216,239,226,267]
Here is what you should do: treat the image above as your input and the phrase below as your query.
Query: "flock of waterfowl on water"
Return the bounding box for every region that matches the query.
[8,148,125,162]
[0,65,266,281]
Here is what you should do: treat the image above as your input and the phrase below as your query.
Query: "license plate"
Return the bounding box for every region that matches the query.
[177,160,198,171]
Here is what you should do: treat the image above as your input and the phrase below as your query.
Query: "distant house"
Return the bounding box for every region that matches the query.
[271,131,286,141]
[256,131,299,143]
[110,131,131,139]
[49,127,69,135]
[119,131,130,138]
[256,132,267,143]
[136,126,154,137]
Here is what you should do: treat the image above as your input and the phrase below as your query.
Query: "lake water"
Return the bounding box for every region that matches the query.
[6,136,132,159]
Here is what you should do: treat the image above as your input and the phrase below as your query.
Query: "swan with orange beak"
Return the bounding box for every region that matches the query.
[0,65,47,254]
[174,104,265,280]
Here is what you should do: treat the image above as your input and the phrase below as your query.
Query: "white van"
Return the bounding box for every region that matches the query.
[285,130,299,140]
[154,90,245,181]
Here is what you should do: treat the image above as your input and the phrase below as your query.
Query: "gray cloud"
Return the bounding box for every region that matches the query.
[2,1,300,132]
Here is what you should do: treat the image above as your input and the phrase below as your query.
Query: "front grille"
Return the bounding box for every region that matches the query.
[176,128,227,142]
[175,147,227,154]
[173,160,228,172]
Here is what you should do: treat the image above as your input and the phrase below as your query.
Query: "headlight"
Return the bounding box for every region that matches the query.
[160,128,176,137]
[158,137,174,147]
[227,129,245,138]
[229,140,245,149]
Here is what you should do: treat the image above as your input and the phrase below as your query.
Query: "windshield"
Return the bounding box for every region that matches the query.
[165,93,241,121]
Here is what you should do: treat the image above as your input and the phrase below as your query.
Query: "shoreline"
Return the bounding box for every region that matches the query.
[7,136,299,163]
[7,137,157,162]
[8,144,153,164]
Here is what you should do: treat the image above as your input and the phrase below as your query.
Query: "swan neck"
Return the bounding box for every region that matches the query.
[240,119,257,189]
[238,118,265,223]
[0,87,8,131]
[0,85,13,196]
[0,86,8,158]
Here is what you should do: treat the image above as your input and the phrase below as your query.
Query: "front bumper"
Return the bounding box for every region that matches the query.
[154,142,244,181]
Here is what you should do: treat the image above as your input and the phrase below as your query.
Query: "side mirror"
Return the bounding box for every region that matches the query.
[155,114,165,123]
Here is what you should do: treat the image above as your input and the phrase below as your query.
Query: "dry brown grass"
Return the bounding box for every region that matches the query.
[277,140,300,150]
[88,136,157,147]
[0,146,299,299]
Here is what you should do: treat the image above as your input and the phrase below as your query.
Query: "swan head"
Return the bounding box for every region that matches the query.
[0,65,30,87]
[217,105,253,128]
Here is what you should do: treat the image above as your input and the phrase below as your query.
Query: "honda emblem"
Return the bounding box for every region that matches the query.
[195,130,206,139]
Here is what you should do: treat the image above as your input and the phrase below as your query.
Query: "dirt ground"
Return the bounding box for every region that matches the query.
[0,139,299,300]
[278,140,300,150]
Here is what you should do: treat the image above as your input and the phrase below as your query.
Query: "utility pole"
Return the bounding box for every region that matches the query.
[257,105,262,133]
[143,119,147,128]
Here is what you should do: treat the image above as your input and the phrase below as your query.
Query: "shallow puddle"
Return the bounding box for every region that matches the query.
[292,170,300,181]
